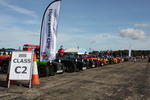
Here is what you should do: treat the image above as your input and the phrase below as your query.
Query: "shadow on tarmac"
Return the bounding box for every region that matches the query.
[0,80,7,88]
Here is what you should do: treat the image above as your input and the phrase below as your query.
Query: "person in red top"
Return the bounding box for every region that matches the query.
[58,45,64,56]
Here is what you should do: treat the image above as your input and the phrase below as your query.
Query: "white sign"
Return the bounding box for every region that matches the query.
[9,51,33,80]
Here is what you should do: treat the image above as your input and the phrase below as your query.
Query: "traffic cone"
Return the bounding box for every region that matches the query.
[32,54,40,85]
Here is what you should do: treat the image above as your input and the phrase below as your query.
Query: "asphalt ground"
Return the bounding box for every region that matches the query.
[0,59,150,100]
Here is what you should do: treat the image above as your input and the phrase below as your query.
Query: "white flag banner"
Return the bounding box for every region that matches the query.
[129,49,131,57]
[40,0,61,61]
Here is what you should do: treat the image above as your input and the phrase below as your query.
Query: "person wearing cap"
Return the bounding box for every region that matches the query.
[58,45,64,56]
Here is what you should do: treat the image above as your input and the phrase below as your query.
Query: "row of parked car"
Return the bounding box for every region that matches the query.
[0,48,125,77]
[36,52,125,77]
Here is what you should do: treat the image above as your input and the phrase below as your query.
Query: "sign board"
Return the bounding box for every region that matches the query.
[9,51,33,80]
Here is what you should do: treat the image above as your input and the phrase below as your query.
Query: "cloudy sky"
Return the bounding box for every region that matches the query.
[0,0,150,50]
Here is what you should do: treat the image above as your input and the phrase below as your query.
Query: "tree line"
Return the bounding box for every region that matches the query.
[90,50,150,57]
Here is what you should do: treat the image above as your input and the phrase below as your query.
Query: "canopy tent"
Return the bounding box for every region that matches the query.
[65,48,87,54]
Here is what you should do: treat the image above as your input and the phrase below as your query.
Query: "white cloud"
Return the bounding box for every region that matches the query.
[57,32,122,50]
[119,28,146,40]
[0,0,37,18]
[23,20,40,25]
[0,26,40,49]
[90,40,96,45]
[0,14,40,27]
[135,24,150,27]
[57,29,150,50]
[0,26,150,50]
[0,14,17,26]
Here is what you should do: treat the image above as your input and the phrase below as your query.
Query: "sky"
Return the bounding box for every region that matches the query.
[0,0,150,51]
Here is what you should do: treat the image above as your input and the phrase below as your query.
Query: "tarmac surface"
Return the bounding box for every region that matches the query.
[0,59,150,100]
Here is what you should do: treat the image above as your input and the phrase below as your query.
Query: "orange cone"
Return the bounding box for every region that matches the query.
[32,54,40,85]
